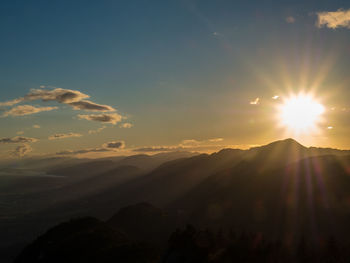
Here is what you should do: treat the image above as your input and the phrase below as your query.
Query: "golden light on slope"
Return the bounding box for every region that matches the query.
[278,93,325,134]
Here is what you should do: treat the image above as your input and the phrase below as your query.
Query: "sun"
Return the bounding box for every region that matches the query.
[278,93,325,134]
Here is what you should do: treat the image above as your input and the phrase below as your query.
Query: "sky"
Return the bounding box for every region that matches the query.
[0,0,350,159]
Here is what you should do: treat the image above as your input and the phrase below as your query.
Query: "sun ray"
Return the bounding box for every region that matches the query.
[277,93,325,135]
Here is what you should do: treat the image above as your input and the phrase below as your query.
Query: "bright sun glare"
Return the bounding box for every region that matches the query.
[278,93,325,134]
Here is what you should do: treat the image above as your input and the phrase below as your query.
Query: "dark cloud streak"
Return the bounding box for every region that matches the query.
[0,136,38,144]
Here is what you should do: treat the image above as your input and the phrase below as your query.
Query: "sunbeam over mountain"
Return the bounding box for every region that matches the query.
[1,1,350,262]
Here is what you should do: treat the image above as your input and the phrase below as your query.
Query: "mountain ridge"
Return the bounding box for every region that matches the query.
[1,138,350,262]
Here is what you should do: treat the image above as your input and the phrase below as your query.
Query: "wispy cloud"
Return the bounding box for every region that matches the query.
[316,9,350,29]
[33,125,40,129]
[0,88,88,106]
[134,138,226,153]
[24,88,89,104]
[250,98,260,105]
[208,138,223,142]
[180,137,225,147]
[102,141,125,149]
[88,126,107,134]
[78,113,123,125]
[56,148,110,155]
[0,136,38,144]
[0,87,117,114]
[48,133,83,140]
[12,144,32,157]
[286,16,295,23]
[3,105,58,116]
[133,146,184,152]
[0,98,24,107]
[56,140,125,155]
[212,31,223,37]
[68,100,115,112]
[180,139,200,146]
[120,123,133,128]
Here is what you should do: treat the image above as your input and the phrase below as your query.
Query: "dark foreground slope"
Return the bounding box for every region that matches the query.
[14,217,159,263]
[15,203,350,263]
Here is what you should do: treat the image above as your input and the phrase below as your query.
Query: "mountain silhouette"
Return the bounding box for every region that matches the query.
[169,154,350,243]
[47,139,347,216]
[48,151,197,178]
[107,202,177,247]
[14,217,159,263]
[1,138,350,262]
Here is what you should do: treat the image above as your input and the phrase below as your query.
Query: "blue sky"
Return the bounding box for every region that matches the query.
[1,0,350,158]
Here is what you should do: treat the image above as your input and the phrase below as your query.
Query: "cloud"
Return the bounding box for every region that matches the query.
[12,144,32,157]
[56,148,110,155]
[120,123,133,128]
[88,126,107,134]
[213,31,222,37]
[133,146,184,152]
[0,98,24,107]
[48,133,83,140]
[250,98,260,105]
[316,9,350,29]
[286,16,295,23]
[56,140,125,155]
[3,105,58,116]
[133,143,238,153]
[68,100,115,112]
[24,88,89,104]
[0,88,89,107]
[33,125,40,129]
[208,138,223,142]
[0,88,117,113]
[180,139,200,146]
[181,138,224,144]
[102,141,125,149]
[180,137,226,147]
[78,113,123,124]
[133,143,242,153]
[134,137,226,153]
[0,136,38,144]
[16,131,24,135]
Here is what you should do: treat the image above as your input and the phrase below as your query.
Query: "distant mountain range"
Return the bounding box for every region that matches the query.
[1,138,350,262]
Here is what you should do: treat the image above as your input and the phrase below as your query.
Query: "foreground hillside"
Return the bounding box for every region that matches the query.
[15,203,350,263]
